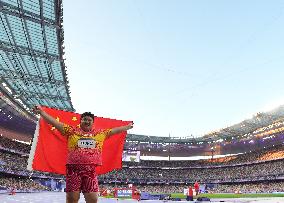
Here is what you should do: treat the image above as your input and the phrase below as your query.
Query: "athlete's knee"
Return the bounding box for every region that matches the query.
[86,196,98,203]
[66,192,80,203]
[84,192,98,203]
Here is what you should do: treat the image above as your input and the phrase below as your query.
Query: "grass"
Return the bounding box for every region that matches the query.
[104,193,284,199]
[170,193,284,199]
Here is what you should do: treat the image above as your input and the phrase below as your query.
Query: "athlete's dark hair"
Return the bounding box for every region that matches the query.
[80,112,95,121]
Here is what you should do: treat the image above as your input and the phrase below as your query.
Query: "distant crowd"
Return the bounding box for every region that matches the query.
[101,159,284,183]
[125,144,284,168]
[0,177,50,192]
[1,135,284,193]
[100,181,284,194]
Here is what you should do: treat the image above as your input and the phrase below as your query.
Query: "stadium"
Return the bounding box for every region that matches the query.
[1,0,284,203]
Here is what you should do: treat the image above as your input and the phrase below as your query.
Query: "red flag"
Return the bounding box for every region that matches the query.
[27,106,130,175]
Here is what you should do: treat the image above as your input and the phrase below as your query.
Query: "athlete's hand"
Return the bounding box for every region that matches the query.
[127,122,134,129]
[32,105,42,115]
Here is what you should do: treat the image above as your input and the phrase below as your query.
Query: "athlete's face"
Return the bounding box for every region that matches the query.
[80,116,94,132]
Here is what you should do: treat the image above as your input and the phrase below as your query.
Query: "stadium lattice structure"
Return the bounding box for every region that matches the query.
[0,0,74,116]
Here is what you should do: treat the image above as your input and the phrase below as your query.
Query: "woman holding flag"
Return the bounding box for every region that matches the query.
[33,106,133,203]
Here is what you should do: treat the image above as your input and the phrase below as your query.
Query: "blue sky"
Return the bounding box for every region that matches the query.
[63,0,284,137]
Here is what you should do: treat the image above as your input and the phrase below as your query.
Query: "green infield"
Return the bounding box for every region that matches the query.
[103,193,284,199]
[170,193,284,199]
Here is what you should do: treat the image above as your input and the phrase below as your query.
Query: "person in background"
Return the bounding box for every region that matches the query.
[194,181,200,196]
[186,186,193,201]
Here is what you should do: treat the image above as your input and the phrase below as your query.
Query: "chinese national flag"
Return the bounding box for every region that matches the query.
[27,106,131,175]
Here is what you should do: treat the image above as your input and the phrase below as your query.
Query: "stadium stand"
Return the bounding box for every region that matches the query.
[0,177,51,192]
[101,159,284,183]
[2,0,284,198]
[124,144,284,167]
[0,0,72,193]
[1,133,284,194]
[0,136,31,154]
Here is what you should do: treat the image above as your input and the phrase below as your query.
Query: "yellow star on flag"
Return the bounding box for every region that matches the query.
[72,117,77,121]
[56,117,60,121]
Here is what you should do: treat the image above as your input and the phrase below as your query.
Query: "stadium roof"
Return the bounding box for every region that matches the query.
[203,105,284,139]
[0,0,74,114]
[127,105,284,143]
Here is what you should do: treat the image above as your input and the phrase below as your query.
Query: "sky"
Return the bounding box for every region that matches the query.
[62,0,284,138]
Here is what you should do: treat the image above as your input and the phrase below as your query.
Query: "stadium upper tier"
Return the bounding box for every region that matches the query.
[1,94,284,154]
[0,0,74,114]
[127,105,284,143]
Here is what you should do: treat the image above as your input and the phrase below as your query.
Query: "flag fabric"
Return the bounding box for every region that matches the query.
[27,106,131,175]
